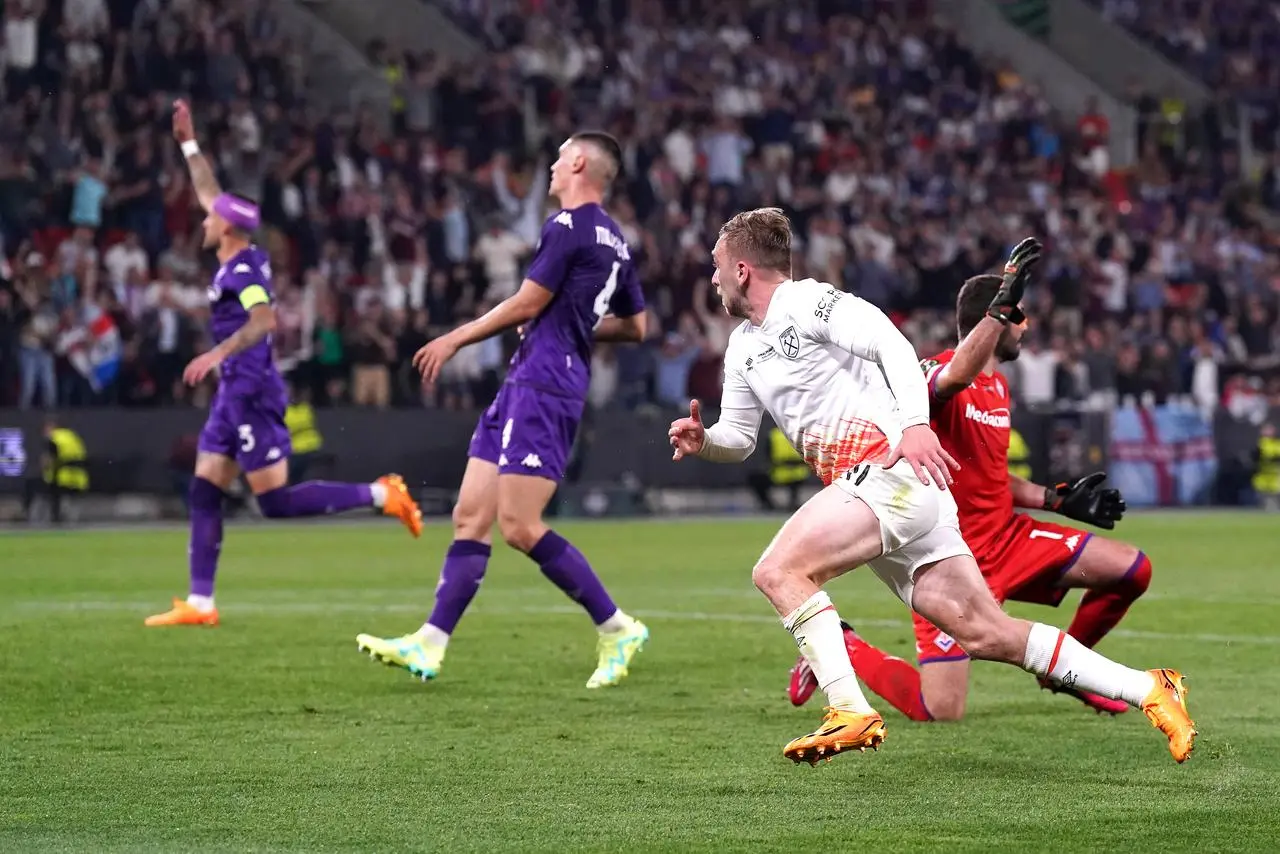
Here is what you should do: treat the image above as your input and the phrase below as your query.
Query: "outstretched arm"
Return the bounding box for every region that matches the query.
[172,99,222,212]
[448,278,553,348]
[412,278,554,384]
[1010,473,1051,509]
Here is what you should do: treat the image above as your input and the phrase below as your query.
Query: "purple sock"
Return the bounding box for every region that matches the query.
[188,477,225,598]
[528,531,618,625]
[256,481,373,518]
[426,540,491,635]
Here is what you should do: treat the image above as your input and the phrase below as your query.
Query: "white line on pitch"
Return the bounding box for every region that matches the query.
[2,599,1276,646]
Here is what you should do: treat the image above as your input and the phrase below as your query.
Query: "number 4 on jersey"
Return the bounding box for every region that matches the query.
[592,261,620,329]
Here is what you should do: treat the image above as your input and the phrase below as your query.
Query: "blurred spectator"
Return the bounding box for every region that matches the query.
[348,300,395,409]
[473,218,527,301]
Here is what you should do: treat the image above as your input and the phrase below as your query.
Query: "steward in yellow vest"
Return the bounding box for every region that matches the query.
[749,427,812,512]
[1253,423,1280,509]
[1008,427,1032,481]
[24,419,88,523]
[286,390,325,482]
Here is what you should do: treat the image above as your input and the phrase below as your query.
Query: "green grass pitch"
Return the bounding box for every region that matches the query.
[1,513,1278,852]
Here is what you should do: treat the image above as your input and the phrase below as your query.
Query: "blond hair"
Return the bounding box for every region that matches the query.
[718,207,793,274]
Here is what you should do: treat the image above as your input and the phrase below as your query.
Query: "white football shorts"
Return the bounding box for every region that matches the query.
[834,458,973,607]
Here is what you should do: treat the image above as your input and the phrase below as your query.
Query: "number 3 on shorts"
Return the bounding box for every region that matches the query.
[592,261,621,329]
[238,424,255,453]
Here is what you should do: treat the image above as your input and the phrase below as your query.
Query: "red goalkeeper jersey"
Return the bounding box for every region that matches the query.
[921,349,1015,555]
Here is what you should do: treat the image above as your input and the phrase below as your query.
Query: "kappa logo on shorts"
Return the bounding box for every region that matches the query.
[778,326,800,359]
[935,632,956,653]
[521,454,543,469]
[266,447,282,461]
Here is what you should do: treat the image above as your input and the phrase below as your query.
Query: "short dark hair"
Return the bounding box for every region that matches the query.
[570,131,622,185]
[956,274,1002,338]
[717,207,793,275]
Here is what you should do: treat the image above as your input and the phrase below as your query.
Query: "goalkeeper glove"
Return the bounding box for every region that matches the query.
[987,237,1042,326]
[1044,472,1127,530]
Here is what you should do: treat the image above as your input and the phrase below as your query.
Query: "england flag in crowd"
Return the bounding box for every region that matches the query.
[1110,402,1217,507]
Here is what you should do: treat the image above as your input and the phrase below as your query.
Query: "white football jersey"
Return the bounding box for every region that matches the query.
[704,279,930,485]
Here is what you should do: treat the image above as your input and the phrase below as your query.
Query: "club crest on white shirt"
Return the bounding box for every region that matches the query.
[779,326,800,359]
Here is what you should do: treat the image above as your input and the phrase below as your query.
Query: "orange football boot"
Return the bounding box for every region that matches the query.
[1141,669,1197,763]
[783,707,886,766]
[378,474,423,538]
[144,598,220,627]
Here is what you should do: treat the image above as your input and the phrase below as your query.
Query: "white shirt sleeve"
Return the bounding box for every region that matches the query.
[796,282,930,429]
[697,361,763,463]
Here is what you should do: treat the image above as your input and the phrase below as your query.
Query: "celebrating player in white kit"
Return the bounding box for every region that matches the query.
[668,209,1196,765]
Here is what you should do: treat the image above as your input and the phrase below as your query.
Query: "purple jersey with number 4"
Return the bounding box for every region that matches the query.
[468,203,644,481]
[198,244,291,471]
[507,203,645,399]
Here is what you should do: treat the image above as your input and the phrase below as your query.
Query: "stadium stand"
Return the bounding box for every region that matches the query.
[0,0,1276,420]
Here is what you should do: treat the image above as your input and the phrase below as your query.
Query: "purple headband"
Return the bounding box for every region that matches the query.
[213,193,260,232]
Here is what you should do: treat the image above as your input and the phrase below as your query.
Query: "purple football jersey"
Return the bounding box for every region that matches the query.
[207,245,282,394]
[507,203,645,398]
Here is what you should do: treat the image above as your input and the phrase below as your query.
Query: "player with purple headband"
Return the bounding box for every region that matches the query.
[356,132,650,689]
[145,100,423,628]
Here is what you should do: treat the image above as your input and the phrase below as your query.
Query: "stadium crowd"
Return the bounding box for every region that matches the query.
[0,0,1278,416]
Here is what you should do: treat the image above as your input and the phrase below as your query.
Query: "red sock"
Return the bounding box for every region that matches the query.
[846,633,933,722]
[1066,552,1152,649]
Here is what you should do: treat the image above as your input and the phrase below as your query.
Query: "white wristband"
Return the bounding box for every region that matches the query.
[181,140,200,158]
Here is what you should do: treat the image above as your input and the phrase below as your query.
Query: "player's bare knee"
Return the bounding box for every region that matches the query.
[496,513,543,554]
[750,558,792,597]
[452,501,493,542]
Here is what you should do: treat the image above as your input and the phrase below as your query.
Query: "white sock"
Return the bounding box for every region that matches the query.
[1022,622,1155,707]
[416,622,450,649]
[370,482,388,508]
[186,594,215,613]
[782,591,874,714]
[597,610,630,634]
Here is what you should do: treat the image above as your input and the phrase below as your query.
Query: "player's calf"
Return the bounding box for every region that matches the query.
[913,553,1195,761]
[497,472,646,684]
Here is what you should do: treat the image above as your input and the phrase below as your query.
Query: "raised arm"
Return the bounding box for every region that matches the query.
[933,237,1043,398]
[172,99,222,213]
[930,316,1007,399]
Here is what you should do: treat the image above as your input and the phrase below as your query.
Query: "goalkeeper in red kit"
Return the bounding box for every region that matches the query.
[789,239,1153,721]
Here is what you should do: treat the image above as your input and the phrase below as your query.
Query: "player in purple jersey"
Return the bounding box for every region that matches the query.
[145,100,424,628]
[357,132,650,688]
